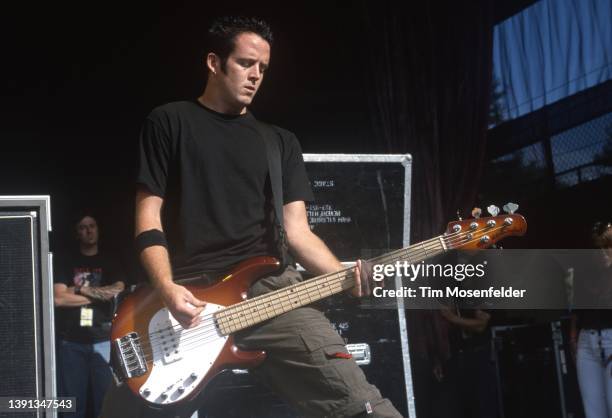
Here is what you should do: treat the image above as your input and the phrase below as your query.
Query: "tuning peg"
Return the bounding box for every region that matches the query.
[471,207,482,219]
[456,210,462,221]
[487,205,500,217]
[503,202,519,214]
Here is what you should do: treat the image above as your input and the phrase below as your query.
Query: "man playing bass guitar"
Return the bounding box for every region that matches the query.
[100,16,402,418]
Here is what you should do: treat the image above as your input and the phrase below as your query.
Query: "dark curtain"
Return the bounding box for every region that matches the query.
[363,0,494,243]
[362,3,494,417]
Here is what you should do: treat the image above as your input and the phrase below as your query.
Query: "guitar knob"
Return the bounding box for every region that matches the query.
[160,392,168,400]
[142,388,151,397]
[190,372,198,380]
[503,202,519,214]
[487,205,500,217]
[177,386,185,394]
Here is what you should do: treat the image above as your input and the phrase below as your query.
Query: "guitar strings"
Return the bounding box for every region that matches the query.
[127,223,502,361]
[126,236,446,363]
[136,232,453,348]
[130,224,503,361]
[174,230,457,332]
[125,225,508,367]
[135,230,457,349]
[126,242,501,370]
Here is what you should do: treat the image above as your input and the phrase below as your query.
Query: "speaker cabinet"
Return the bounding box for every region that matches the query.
[0,196,54,417]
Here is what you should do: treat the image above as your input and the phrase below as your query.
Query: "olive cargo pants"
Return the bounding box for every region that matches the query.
[100,266,402,418]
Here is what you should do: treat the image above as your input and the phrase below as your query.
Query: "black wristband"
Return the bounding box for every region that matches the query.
[135,229,168,253]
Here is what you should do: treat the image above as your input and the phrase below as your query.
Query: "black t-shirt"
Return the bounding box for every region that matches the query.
[54,252,123,343]
[137,100,314,276]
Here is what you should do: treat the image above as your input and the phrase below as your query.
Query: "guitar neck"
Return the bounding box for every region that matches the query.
[214,236,447,335]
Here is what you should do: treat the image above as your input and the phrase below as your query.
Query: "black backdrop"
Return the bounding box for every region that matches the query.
[0,1,490,270]
[0,1,496,273]
[363,1,493,242]
[1,2,381,265]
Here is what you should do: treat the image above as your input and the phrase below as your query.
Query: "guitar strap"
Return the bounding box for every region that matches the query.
[254,121,291,268]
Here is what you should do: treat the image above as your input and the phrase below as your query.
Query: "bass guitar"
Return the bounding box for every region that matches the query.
[111,211,526,406]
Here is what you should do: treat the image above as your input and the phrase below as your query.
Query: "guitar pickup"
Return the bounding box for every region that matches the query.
[112,332,147,381]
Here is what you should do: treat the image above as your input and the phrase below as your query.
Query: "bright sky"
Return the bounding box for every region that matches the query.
[493,0,611,121]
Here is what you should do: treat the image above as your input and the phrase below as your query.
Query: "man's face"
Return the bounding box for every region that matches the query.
[213,32,270,110]
[76,216,98,246]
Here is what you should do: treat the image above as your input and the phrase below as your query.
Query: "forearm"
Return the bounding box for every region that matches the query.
[140,246,174,289]
[54,287,92,307]
[79,281,125,302]
[135,188,174,289]
[287,229,343,275]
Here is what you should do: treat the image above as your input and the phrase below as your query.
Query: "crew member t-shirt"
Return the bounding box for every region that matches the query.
[54,252,122,343]
[137,100,314,276]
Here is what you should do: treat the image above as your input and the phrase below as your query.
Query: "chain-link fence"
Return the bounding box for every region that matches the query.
[483,110,612,201]
[551,111,612,188]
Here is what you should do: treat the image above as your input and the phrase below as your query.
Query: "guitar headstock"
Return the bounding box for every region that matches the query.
[443,203,527,250]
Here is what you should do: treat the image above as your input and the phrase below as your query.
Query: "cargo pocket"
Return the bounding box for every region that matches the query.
[300,329,382,417]
[321,345,370,398]
[299,326,346,366]
[293,328,352,416]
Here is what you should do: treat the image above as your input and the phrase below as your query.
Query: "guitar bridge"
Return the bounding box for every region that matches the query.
[112,332,147,381]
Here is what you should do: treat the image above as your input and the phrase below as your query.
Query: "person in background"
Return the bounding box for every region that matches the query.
[54,214,125,418]
[571,221,612,418]
[436,306,498,418]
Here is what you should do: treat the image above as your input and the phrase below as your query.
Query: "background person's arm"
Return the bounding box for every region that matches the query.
[53,283,93,307]
[78,281,125,301]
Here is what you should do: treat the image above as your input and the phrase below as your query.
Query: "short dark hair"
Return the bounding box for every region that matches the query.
[74,212,98,229]
[207,16,273,71]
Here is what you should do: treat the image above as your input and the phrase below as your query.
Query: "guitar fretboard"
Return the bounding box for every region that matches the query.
[214,237,446,335]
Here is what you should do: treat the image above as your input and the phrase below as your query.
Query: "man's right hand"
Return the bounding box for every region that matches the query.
[156,282,207,329]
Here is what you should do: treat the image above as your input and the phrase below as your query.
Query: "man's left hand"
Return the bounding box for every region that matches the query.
[351,259,379,298]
